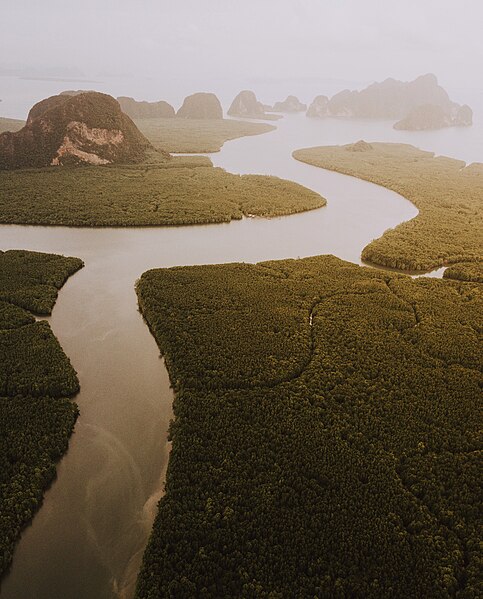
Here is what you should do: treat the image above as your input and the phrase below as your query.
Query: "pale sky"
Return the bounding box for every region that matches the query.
[1,1,482,104]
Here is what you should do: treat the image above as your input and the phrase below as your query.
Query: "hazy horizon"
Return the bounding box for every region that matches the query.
[1,0,483,119]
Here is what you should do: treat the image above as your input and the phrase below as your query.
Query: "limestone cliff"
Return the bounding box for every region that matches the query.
[117,96,175,119]
[176,93,223,119]
[0,92,153,170]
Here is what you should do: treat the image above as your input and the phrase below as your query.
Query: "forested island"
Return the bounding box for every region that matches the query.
[0,92,324,226]
[135,255,481,597]
[293,142,483,272]
[0,152,324,226]
[0,250,82,578]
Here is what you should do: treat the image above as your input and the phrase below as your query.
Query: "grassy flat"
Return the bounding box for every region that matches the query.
[0,250,82,578]
[134,117,276,153]
[135,255,482,598]
[293,142,483,272]
[0,153,325,227]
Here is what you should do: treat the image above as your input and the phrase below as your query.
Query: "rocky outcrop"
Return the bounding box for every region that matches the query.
[227,90,266,118]
[0,92,153,170]
[345,140,373,152]
[176,93,223,119]
[272,95,307,112]
[327,74,455,119]
[306,74,472,130]
[306,95,329,118]
[117,96,175,119]
[394,102,473,130]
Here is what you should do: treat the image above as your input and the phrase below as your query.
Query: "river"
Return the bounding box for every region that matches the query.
[0,112,480,598]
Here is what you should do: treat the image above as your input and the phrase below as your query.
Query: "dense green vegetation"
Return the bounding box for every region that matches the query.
[0,117,24,134]
[134,117,275,153]
[0,250,82,578]
[444,262,483,283]
[0,154,324,227]
[136,255,482,598]
[0,250,83,313]
[293,143,483,272]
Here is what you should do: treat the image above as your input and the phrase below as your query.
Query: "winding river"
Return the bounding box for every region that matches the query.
[0,112,478,598]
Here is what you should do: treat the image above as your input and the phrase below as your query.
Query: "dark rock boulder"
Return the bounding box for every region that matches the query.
[176,93,223,119]
[0,92,153,170]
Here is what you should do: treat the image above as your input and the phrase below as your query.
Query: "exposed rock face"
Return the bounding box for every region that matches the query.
[394,102,473,130]
[0,92,153,170]
[345,140,373,152]
[117,96,175,119]
[176,93,223,119]
[227,90,266,118]
[272,95,307,112]
[306,95,329,118]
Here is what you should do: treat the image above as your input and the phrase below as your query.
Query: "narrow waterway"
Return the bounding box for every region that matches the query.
[0,112,466,599]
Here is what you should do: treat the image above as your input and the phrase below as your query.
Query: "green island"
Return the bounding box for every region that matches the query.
[134,117,275,153]
[293,142,483,272]
[0,250,83,577]
[135,255,481,598]
[0,152,324,227]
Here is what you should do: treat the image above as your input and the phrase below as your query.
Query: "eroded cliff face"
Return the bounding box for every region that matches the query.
[50,122,125,166]
[0,92,153,170]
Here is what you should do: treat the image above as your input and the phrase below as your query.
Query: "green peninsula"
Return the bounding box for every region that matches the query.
[135,255,482,598]
[293,142,482,272]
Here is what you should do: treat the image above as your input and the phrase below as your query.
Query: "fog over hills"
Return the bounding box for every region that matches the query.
[1,1,482,119]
